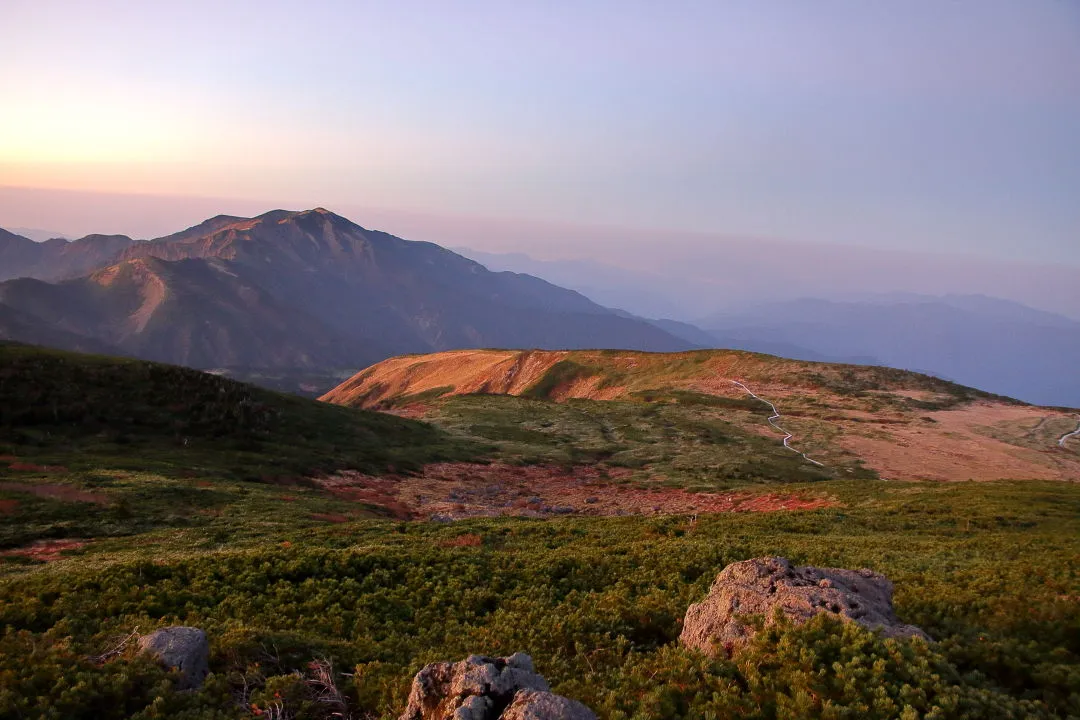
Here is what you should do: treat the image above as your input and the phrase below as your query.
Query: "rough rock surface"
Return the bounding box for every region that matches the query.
[501,690,597,720]
[137,626,210,689]
[398,653,595,720]
[680,557,930,655]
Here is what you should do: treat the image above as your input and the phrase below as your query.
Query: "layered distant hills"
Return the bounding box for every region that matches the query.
[0,227,135,283]
[698,296,1080,407]
[0,209,689,387]
[4,209,1078,406]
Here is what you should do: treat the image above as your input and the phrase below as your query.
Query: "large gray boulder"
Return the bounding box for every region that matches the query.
[399,653,595,720]
[502,690,597,720]
[137,626,210,689]
[681,557,930,656]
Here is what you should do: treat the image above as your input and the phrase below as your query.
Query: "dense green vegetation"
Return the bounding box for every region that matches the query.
[218,367,363,399]
[1,482,1078,719]
[426,393,853,487]
[1,344,1077,719]
[0,342,483,481]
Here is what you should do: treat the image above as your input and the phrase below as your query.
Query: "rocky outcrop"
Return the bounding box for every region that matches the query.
[681,557,929,655]
[137,626,210,689]
[399,653,595,720]
[501,690,596,720]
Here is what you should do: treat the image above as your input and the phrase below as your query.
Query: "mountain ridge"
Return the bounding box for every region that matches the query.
[0,209,691,385]
[322,348,1080,483]
[0,228,135,282]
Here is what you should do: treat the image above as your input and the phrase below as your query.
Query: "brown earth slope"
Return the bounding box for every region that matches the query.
[322,349,1080,482]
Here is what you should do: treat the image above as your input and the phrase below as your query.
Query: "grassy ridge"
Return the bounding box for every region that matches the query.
[327,348,1020,411]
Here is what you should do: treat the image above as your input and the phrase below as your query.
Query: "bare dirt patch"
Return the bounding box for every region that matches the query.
[0,481,110,505]
[315,463,834,520]
[1,539,89,563]
[837,403,1080,481]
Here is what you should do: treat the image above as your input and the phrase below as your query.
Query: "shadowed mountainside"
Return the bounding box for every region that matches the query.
[0,341,480,480]
[0,257,367,370]
[0,227,135,282]
[0,209,690,377]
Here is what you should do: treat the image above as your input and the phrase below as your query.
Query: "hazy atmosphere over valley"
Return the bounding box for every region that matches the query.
[1,2,1078,719]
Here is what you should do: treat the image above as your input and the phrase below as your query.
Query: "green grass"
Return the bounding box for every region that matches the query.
[1,343,1077,719]
[1,481,1077,719]
[426,393,854,487]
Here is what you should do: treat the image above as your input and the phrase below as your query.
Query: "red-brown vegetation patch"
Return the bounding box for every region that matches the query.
[0,498,19,514]
[316,473,415,519]
[310,513,350,523]
[0,481,109,505]
[1,539,89,563]
[438,533,484,548]
[316,462,835,521]
[7,462,70,473]
[388,403,433,419]
[0,455,18,463]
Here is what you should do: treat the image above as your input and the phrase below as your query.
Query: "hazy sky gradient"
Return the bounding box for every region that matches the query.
[2,1,1078,264]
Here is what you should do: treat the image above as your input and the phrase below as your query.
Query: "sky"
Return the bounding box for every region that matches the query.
[1,0,1079,266]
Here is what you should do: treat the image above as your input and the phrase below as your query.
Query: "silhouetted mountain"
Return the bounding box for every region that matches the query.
[0,227,134,282]
[0,209,689,376]
[0,301,124,356]
[5,227,70,242]
[0,256,383,370]
[644,318,717,347]
[457,247,693,319]
[700,296,1080,406]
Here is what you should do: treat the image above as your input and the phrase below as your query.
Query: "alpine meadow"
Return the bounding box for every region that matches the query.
[2,2,1079,719]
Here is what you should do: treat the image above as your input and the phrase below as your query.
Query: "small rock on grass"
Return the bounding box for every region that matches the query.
[137,626,209,690]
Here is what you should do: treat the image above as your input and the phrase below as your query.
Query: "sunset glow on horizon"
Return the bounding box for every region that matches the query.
[2,0,1079,264]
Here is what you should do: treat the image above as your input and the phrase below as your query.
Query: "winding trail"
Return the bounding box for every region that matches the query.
[1058,415,1080,449]
[730,380,824,467]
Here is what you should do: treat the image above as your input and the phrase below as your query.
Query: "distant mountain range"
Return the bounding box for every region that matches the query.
[0,227,135,282]
[457,248,1080,407]
[3,211,1077,406]
[0,209,690,388]
[697,296,1080,407]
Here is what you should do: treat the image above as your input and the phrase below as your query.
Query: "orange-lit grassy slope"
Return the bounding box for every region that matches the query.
[322,349,1080,482]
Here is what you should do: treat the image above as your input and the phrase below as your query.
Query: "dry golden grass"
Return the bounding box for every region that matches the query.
[323,349,1080,482]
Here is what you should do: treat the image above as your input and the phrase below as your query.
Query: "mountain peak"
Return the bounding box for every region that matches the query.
[264,207,347,223]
